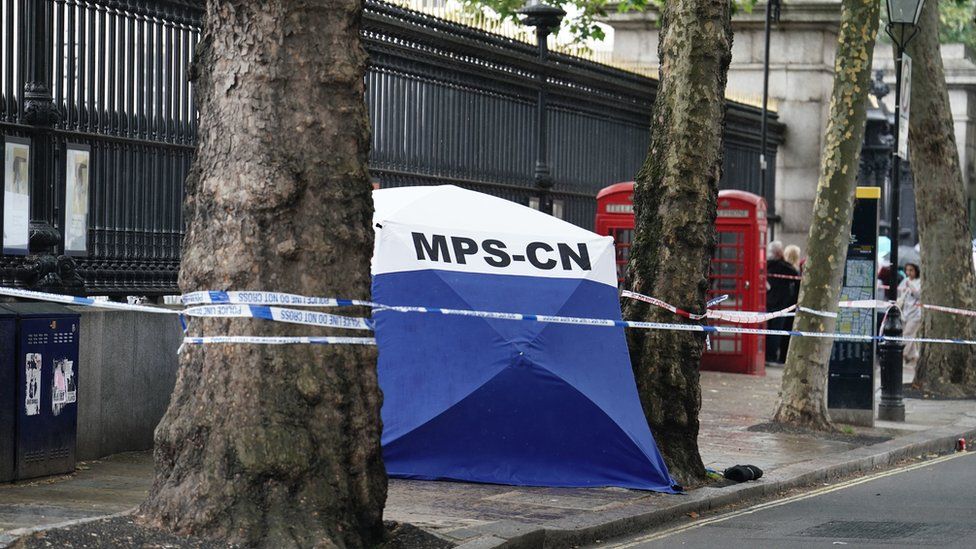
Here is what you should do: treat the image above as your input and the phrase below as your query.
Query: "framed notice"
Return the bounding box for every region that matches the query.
[898,54,912,160]
[64,144,90,255]
[3,137,31,255]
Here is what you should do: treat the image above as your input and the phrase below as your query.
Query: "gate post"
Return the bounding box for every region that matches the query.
[21,0,83,292]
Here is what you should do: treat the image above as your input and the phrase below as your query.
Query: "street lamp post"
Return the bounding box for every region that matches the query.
[518,1,565,215]
[878,0,924,422]
[759,0,781,212]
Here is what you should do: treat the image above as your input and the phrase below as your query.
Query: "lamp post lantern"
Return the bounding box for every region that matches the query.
[886,0,925,25]
[878,0,924,422]
[519,1,565,215]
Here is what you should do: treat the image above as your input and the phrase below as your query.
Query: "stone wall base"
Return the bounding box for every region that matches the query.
[72,308,182,461]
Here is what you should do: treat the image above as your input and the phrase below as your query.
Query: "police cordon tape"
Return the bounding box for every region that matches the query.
[621,290,839,322]
[748,274,976,318]
[0,287,380,348]
[0,286,182,314]
[188,288,976,319]
[920,303,976,318]
[181,301,976,347]
[0,287,374,331]
[2,286,976,347]
[183,304,373,331]
[767,271,894,290]
[182,290,374,308]
[706,294,730,308]
[767,272,804,281]
[183,336,377,345]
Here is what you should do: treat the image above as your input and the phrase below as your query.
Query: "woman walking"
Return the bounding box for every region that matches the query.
[897,262,922,370]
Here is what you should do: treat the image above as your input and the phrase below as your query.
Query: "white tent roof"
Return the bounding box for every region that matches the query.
[372,185,617,287]
[373,185,598,238]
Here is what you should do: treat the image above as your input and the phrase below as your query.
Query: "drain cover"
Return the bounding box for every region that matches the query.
[794,520,927,540]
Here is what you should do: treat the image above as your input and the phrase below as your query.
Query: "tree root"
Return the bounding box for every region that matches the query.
[772,401,836,432]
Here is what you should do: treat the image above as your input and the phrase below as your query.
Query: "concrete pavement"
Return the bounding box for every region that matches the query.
[1,368,974,548]
[0,452,149,546]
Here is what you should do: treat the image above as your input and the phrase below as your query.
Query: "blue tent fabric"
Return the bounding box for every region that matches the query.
[372,186,678,492]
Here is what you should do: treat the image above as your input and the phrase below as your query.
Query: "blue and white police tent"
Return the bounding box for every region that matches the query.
[371,185,677,492]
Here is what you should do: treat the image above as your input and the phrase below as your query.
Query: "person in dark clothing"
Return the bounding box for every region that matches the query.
[778,245,803,363]
[877,259,904,290]
[766,240,800,365]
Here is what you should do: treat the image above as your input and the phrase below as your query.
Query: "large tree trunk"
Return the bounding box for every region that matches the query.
[623,0,732,487]
[138,0,387,546]
[773,0,879,430]
[904,1,976,397]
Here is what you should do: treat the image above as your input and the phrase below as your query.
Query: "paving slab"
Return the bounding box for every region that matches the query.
[2,369,974,548]
[0,452,150,544]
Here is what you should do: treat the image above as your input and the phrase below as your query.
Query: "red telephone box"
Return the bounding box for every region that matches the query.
[595,182,636,284]
[595,183,767,375]
[705,191,767,375]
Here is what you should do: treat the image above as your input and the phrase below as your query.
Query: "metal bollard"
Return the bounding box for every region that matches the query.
[878,307,906,421]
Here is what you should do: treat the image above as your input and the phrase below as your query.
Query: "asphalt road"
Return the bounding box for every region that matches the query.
[597,451,976,548]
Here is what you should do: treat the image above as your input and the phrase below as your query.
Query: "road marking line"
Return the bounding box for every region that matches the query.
[602,451,973,548]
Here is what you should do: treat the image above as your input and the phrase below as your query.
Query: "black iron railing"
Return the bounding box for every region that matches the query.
[0,0,783,295]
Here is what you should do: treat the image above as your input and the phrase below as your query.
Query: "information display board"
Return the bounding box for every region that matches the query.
[828,187,880,426]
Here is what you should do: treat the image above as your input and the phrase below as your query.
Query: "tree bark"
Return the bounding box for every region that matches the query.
[904,1,976,397]
[773,0,879,430]
[138,1,387,547]
[623,0,732,487]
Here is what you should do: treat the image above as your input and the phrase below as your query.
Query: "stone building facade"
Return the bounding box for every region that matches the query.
[603,0,976,247]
